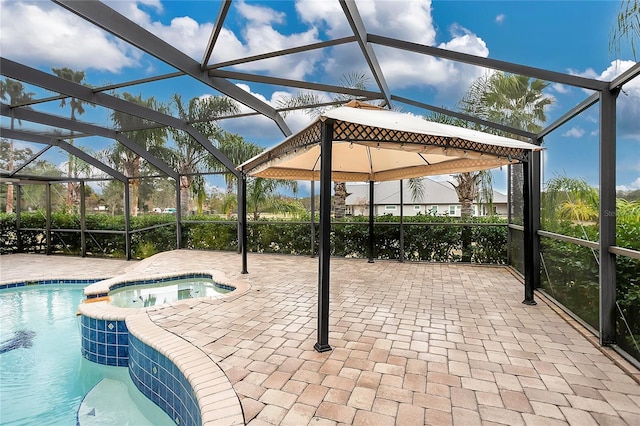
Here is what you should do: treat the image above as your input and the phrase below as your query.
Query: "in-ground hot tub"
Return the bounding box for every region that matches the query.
[77,265,247,425]
[79,273,236,366]
[108,276,233,308]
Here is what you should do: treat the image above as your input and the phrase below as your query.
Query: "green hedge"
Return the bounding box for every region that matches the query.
[0,212,508,263]
[540,220,640,361]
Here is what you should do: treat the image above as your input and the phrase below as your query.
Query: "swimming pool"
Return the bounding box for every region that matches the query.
[108,277,231,308]
[0,284,173,425]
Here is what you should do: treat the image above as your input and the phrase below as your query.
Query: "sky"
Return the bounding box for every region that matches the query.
[0,0,638,196]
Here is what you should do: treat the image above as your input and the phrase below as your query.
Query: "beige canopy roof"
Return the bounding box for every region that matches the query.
[238,101,542,182]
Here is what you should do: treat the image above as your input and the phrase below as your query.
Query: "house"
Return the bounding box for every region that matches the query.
[345,178,507,217]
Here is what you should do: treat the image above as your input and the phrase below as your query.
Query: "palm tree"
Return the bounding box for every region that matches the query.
[461,73,553,134]
[169,94,239,215]
[51,68,92,211]
[214,132,263,193]
[108,92,168,216]
[246,177,301,220]
[459,72,553,220]
[0,78,35,212]
[610,0,639,59]
[617,198,640,223]
[542,175,599,225]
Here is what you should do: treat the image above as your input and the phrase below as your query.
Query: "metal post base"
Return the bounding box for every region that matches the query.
[314,342,332,352]
[367,259,374,264]
[522,299,537,306]
[241,270,248,275]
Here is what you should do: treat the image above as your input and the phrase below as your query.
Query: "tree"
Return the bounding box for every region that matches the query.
[51,68,92,211]
[99,180,125,216]
[420,73,552,260]
[617,198,640,223]
[246,177,301,220]
[204,131,264,218]
[0,78,35,212]
[610,0,639,60]
[542,175,599,226]
[108,93,168,216]
[19,160,66,212]
[458,72,552,220]
[169,94,239,215]
[460,73,552,134]
[216,132,263,195]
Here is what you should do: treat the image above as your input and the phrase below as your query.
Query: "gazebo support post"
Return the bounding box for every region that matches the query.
[310,180,316,258]
[240,173,248,274]
[368,180,375,263]
[399,179,405,262]
[315,119,334,353]
[530,146,542,292]
[522,157,537,305]
[599,88,619,345]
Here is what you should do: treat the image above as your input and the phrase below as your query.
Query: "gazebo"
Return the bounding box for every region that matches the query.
[239,100,543,352]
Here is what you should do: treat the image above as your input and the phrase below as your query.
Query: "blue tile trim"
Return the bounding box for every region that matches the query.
[107,273,233,292]
[129,334,202,426]
[80,315,129,367]
[0,278,104,291]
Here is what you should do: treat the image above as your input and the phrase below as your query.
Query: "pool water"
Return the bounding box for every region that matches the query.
[0,285,173,425]
[109,278,231,308]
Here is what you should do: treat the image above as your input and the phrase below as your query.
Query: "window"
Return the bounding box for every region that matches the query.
[385,205,397,211]
[449,205,460,216]
[429,205,438,215]
[413,205,421,211]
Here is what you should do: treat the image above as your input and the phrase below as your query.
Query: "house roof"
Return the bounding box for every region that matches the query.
[345,178,507,205]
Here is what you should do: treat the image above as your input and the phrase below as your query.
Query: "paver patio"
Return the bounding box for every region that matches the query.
[2,250,640,425]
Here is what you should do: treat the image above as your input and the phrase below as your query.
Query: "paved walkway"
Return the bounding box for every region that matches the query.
[2,251,640,425]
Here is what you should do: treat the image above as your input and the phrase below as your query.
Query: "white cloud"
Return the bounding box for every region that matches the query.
[572,61,640,142]
[569,67,599,80]
[495,14,506,24]
[236,0,285,25]
[217,83,319,145]
[0,1,138,72]
[105,0,217,61]
[562,127,585,138]
[550,83,570,94]
[298,0,490,101]
[602,61,640,142]
[298,0,436,45]
[617,177,640,192]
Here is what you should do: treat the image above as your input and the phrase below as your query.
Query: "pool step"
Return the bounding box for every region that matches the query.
[77,378,173,426]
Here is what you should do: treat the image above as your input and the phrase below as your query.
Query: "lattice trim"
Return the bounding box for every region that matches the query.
[332,120,527,161]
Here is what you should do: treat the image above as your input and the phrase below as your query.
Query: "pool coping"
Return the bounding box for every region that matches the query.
[127,312,245,425]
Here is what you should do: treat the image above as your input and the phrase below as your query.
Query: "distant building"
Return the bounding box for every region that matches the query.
[345,178,507,217]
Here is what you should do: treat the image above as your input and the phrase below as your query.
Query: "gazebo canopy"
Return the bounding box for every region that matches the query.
[239,101,542,181]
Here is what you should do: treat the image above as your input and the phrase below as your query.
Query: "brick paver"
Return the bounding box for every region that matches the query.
[3,251,640,425]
